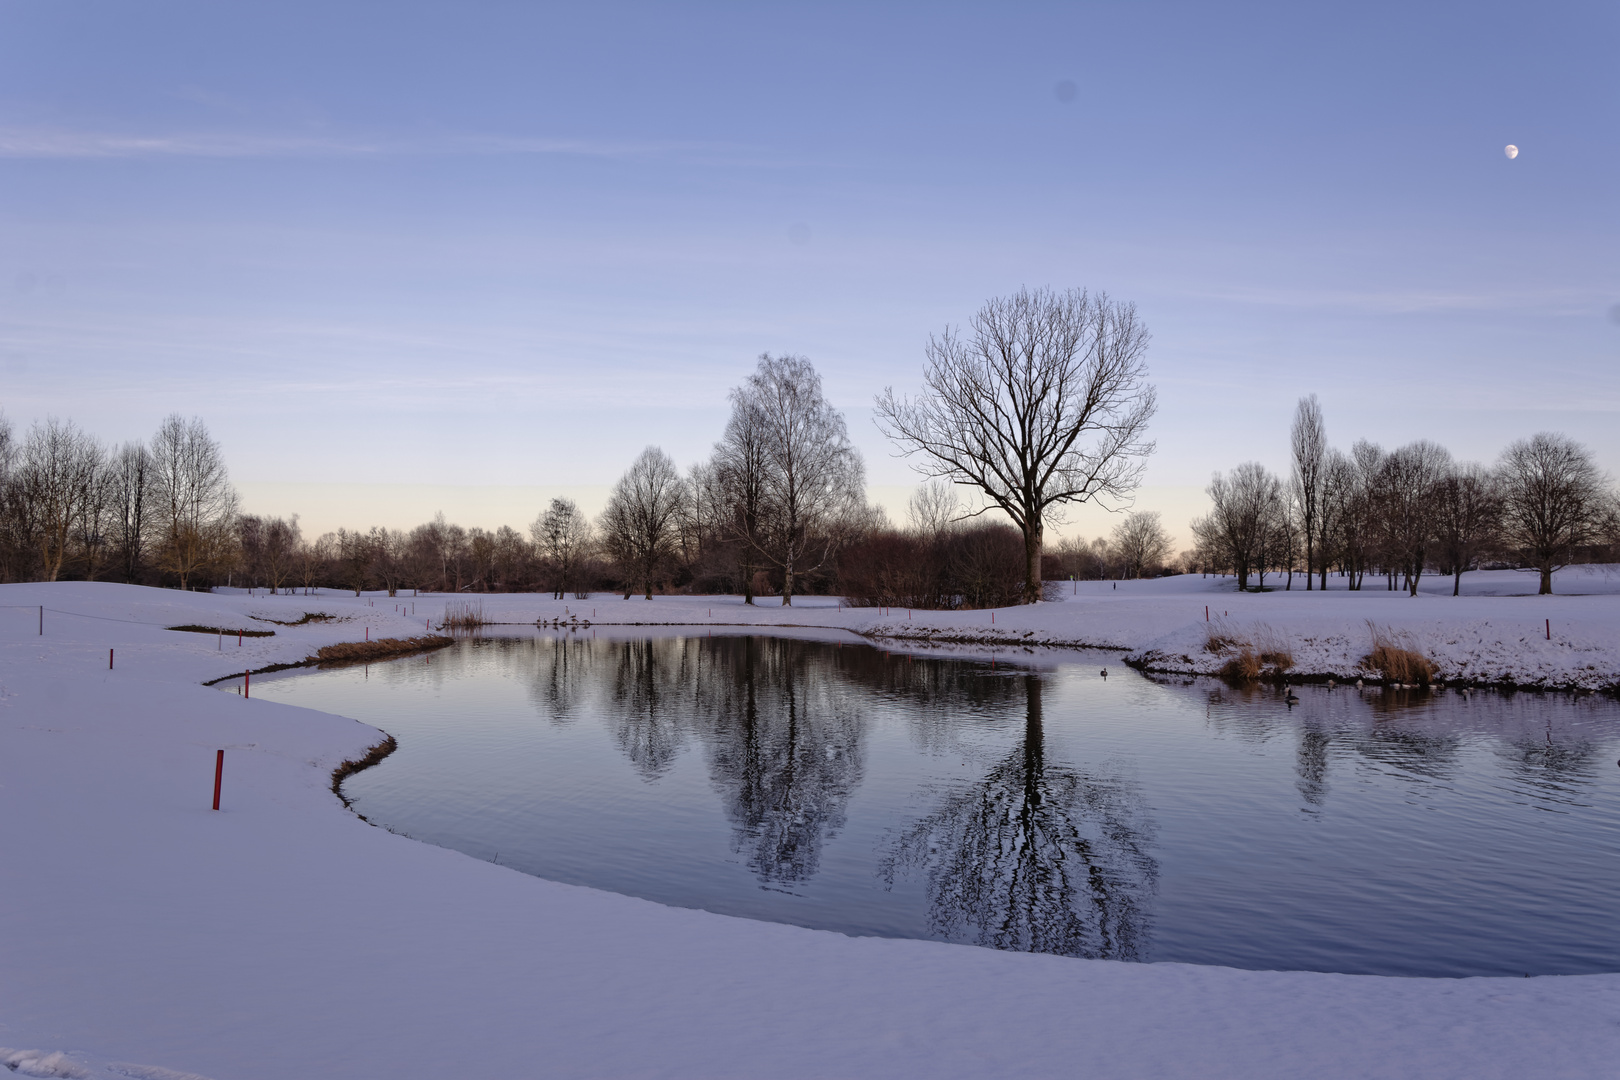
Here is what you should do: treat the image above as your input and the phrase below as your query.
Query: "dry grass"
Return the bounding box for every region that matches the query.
[1361,622,1437,685]
[330,734,399,805]
[1219,648,1263,681]
[316,635,453,664]
[1208,619,1293,681]
[252,612,337,627]
[441,600,487,632]
[167,624,275,637]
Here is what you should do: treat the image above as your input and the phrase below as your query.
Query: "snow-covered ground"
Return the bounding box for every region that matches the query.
[3,577,1619,1079]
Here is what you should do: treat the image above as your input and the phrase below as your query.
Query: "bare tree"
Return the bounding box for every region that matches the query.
[150,415,238,590]
[907,480,960,539]
[107,442,153,583]
[1496,433,1614,594]
[336,527,374,596]
[1289,395,1326,589]
[16,418,102,582]
[1320,441,1384,591]
[712,382,773,604]
[532,497,594,600]
[1433,463,1501,596]
[300,533,338,595]
[1192,462,1283,591]
[261,516,301,594]
[600,446,688,600]
[368,526,406,597]
[743,354,866,606]
[1110,511,1171,579]
[1373,440,1451,596]
[876,287,1157,604]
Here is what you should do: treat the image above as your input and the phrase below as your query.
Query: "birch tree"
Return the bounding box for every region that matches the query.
[735,354,865,606]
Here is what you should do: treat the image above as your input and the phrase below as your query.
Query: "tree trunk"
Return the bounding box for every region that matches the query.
[1539,562,1554,595]
[1453,568,1462,596]
[1022,522,1043,604]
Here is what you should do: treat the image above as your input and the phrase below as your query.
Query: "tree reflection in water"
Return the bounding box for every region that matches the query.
[884,674,1157,960]
[696,637,864,884]
[608,637,694,779]
[529,635,867,883]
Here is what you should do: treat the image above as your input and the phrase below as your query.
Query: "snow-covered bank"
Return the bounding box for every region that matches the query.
[429,567,1620,692]
[4,581,1619,1080]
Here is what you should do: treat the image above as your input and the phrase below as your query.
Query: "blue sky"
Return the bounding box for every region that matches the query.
[2,2,1616,542]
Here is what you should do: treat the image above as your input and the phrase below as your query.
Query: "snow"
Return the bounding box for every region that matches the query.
[3,577,1619,1079]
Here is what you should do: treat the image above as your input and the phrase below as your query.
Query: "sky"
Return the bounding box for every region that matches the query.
[1,1,1616,546]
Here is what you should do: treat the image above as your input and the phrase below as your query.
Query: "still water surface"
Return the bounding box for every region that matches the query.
[249,631,1620,977]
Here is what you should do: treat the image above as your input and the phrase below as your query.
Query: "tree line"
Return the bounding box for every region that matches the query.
[0,286,1170,603]
[0,413,238,589]
[1191,396,1620,595]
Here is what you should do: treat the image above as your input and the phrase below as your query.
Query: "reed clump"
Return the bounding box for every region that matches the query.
[1208,620,1293,682]
[441,600,487,632]
[1361,622,1437,685]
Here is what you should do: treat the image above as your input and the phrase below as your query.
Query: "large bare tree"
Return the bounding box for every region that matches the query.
[1496,433,1614,594]
[600,446,688,600]
[876,287,1156,604]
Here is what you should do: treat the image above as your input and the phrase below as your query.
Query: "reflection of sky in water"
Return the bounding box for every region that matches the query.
[250,632,1620,977]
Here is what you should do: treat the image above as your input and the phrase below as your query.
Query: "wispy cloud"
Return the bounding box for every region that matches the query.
[0,127,701,160]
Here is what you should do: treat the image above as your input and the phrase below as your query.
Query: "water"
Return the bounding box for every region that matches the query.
[246,630,1620,976]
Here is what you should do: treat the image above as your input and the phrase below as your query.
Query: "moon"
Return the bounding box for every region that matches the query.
[1505,144,1519,159]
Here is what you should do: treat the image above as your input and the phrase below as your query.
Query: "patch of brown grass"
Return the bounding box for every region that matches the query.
[1209,619,1293,680]
[316,636,453,664]
[1219,648,1263,681]
[1361,622,1437,685]
[168,624,275,637]
[331,734,398,806]
[253,612,337,626]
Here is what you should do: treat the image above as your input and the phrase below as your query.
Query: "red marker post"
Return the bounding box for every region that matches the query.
[212,750,224,810]
[109,648,114,670]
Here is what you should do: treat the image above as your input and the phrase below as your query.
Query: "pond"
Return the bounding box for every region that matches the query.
[245,630,1620,977]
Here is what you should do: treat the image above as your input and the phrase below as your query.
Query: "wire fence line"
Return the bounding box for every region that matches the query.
[0,605,260,628]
